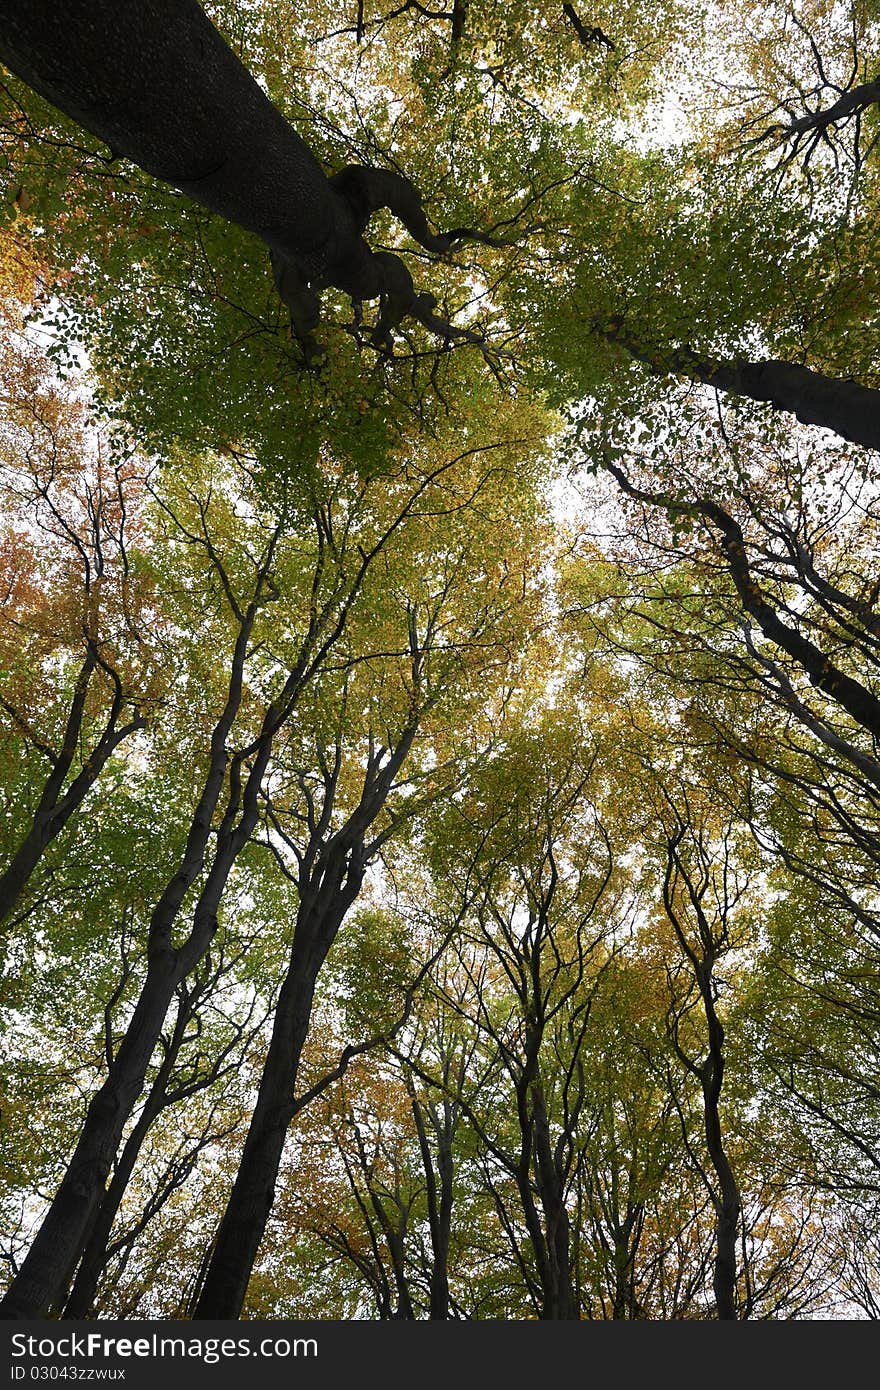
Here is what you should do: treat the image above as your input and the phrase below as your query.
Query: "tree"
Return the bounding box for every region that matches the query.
[655,789,749,1319]
[2,2,879,444]
[193,436,547,1317]
[0,0,502,358]
[559,397,880,1314]
[2,0,880,1324]
[0,245,161,925]
[401,712,627,1319]
[61,924,271,1319]
[1,418,543,1318]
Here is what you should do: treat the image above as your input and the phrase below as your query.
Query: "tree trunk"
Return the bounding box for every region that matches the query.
[531,1084,578,1320]
[0,955,179,1319]
[0,1,499,347]
[0,615,264,1319]
[769,76,880,145]
[700,994,741,1321]
[698,358,880,454]
[192,950,319,1318]
[0,0,436,319]
[411,1093,454,1320]
[607,1207,643,1319]
[606,326,880,452]
[387,1235,416,1320]
[193,868,362,1318]
[509,1038,579,1320]
[61,994,194,1318]
[194,724,418,1318]
[0,1,342,279]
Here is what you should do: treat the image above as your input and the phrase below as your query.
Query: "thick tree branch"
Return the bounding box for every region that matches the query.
[601,321,880,452]
[562,5,615,52]
[0,1,492,355]
[757,75,880,148]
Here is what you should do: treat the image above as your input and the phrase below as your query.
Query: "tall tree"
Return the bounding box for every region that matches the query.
[0,250,160,925]
[405,712,628,1319]
[0,0,502,355]
[194,438,547,1316]
[2,1,878,445]
[2,423,543,1318]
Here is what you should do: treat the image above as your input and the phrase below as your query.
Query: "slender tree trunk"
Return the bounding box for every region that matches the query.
[61,1083,168,1318]
[193,873,361,1319]
[531,1084,578,1320]
[512,1062,556,1314]
[388,1254,415,1319]
[611,1238,630,1320]
[9,775,273,1321]
[608,1206,642,1320]
[192,952,319,1318]
[411,1093,454,1320]
[661,831,743,1322]
[194,723,418,1319]
[0,612,262,1320]
[61,995,193,1318]
[430,1132,454,1320]
[0,954,179,1319]
[699,976,741,1321]
[509,1037,579,1320]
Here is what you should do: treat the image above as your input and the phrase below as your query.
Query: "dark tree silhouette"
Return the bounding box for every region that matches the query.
[0,1,495,357]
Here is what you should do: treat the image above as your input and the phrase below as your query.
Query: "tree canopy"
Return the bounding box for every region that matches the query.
[0,0,879,1321]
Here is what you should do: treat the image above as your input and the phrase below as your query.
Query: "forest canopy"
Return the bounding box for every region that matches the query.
[0,0,879,1320]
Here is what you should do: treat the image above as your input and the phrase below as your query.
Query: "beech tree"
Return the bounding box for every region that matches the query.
[195,467,545,1318]
[0,0,508,361]
[400,715,626,1319]
[1,1,878,445]
[655,792,748,1319]
[0,249,160,925]
[2,0,879,1324]
[61,928,271,1319]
